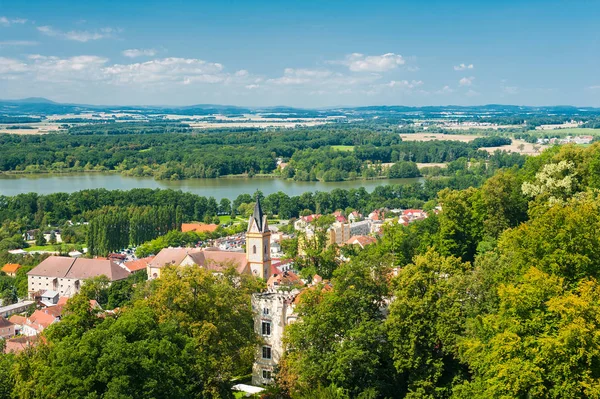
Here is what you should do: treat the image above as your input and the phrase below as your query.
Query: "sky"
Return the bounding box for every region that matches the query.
[0,0,599,107]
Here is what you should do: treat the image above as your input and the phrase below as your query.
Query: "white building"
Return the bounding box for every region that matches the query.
[27,257,130,298]
[349,220,371,236]
[251,289,301,385]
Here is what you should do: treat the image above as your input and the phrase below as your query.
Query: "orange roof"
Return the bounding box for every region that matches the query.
[4,335,39,353]
[346,235,377,248]
[26,309,58,331]
[123,256,155,272]
[8,315,26,325]
[181,223,219,233]
[57,296,69,306]
[2,263,21,273]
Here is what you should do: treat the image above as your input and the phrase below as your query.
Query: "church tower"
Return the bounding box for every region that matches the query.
[246,197,271,279]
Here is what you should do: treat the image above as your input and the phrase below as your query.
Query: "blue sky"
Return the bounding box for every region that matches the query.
[0,0,599,107]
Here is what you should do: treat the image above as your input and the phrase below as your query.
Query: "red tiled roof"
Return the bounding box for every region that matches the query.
[0,316,13,328]
[26,309,58,331]
[123,256,155,272]
[346,235,377,248]
[2,263,21,274]
[4,336,38,353]
[8,315,26,325]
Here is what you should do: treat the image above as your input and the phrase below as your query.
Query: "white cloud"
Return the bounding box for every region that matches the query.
[454,63,474,71]
[435,85,454,94]
[385,80,423,89]
[122,49,157,58]
[333,52,405,72]
[104,57,226,85]
[0,57,29,74]
[235,69,249,77]
[466,89,480,97]
[0,17,28,27]
[503,86,519,94]
[459,76,475,86]
[245,84,259,89]
[38,26,119,42]
[0,40,38,46]
[267,68,333,85]
[588,85,600,90]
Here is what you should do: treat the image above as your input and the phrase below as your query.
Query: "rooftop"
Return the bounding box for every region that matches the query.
[27,256,130,281]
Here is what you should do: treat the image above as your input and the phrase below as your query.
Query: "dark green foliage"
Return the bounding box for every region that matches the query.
[388,161,421,178]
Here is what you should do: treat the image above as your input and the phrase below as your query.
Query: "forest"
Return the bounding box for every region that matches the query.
[0,125,511,181]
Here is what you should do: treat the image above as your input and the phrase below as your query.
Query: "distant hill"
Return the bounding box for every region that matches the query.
[0,98,599,118]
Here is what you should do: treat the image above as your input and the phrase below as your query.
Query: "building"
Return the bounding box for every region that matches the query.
[246,198,271,280]
[40,290,59,306]
[0,317,15,339]
[0,301,35,318]
[1,263,21,277]
[251,289,301,385]
[21,307,63,336]
[346,235,378,249]
[328,222,351,246]
[27,257,130,298]
[122,256,155,273]
[148,198,272,281]
[350,220,371,236]
[8,315,26,335]
[147,247,251,279]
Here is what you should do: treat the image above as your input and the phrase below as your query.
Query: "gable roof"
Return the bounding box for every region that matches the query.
[149,247,202,268]
[26,309,59,331]
[347,235,377,248]
[8,315,26,326]
[151,247,251,275]
[123,256,154,273]
[27,256,129,282]
[2,263,21,274]
[0,316,13,328]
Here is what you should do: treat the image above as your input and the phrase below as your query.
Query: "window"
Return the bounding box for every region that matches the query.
[262,346,272,359]
[263,308,269,315]
[262,370,272,380]
[262,321,271,336]
[253,245,257,254]
[264,245,267,254]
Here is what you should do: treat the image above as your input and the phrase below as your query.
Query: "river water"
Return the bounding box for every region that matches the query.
[0,173,423,200]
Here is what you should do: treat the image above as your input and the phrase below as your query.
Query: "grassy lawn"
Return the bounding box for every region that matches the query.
[24,245,60,252]
[331,145,355,151]
[218,215,232,224]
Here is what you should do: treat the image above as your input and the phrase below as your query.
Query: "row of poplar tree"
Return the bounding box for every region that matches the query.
[87,205,182,256]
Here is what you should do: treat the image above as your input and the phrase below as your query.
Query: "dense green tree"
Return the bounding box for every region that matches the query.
[282,253,395,397]
[386,250,471,398]
[388,161,421,178]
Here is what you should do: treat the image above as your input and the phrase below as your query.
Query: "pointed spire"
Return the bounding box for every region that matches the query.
[252,196,265,232]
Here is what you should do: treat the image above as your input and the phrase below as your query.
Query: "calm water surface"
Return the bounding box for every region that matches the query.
[0,173,423,200]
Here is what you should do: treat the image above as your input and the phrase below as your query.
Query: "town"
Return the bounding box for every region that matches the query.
[1,197,432,390]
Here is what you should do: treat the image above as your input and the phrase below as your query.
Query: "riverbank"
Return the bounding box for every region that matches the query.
[0,172,424,199]
[0,169,420,183]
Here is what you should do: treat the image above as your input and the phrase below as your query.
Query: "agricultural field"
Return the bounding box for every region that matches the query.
[531,127,600,135]
[400,133,482,142]
[482,139,548,155]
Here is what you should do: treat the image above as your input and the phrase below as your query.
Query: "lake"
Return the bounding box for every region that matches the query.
[0,173,423,200]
